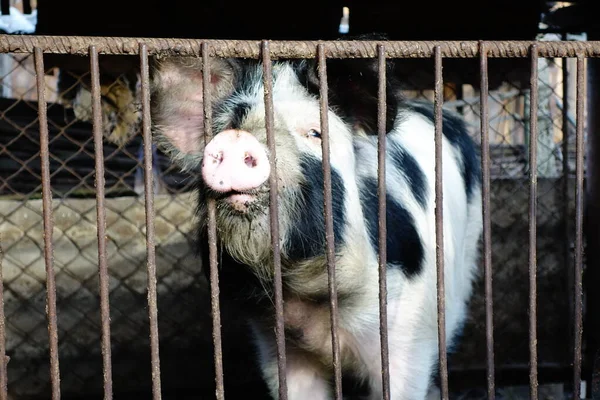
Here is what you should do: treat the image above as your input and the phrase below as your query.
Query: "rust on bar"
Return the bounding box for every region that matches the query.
[202,41,225,400]
[34,46,62,400]
[479,41,496,400]
[4,36,600,58]
[139,43,163,400]
[433,45,449,400]
[0,231,6,400]
[262,40,288,400]
[317,43,343,400]
[90,45,114,400]
[528,43,539,400]
[572,54,585,400]
[376,43,391,400]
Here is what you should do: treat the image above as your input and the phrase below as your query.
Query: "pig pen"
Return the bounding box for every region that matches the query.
[0,50,584,398]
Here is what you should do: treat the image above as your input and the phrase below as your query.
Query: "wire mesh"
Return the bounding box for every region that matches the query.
[0,37,590,399]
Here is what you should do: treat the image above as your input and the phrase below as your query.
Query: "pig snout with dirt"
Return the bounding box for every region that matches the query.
[150,54,482,399]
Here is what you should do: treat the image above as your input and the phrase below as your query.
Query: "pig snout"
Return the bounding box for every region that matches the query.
[201,129,270,193]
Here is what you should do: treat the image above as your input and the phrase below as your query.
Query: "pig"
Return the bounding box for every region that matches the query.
[150,52,482,399]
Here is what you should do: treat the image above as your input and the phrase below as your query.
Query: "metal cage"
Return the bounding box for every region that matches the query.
[0,35,596,400]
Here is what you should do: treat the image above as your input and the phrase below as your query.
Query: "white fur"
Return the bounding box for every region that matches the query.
[153,59,482,400]
[247,68,482,399]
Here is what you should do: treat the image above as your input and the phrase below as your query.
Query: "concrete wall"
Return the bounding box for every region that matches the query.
[0,177,577,397]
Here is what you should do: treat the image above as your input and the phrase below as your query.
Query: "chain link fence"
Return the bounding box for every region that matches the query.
[0,40,587,399]
[396,49,583,399]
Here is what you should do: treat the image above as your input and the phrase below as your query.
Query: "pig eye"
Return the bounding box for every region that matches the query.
[307,129,321,139]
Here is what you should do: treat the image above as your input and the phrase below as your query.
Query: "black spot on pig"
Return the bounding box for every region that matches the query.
[228,101,252,130]
[408,102,481,201]
[359,178,424,277]
[389,142,428,208]
[285,155,346,261]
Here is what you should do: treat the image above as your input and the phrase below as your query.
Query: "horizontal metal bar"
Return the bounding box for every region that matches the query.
[1,35,600,58]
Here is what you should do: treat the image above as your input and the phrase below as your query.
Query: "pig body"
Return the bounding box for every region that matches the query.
[151,55,482,399]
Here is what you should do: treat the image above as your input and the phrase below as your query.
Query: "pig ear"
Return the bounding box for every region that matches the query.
[150,56,236,170]
[323,58,400,135]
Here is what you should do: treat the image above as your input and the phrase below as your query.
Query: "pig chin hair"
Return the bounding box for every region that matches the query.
[213,190,299,281]
[216,206,272,269]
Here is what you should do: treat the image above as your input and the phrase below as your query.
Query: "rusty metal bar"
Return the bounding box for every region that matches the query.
[261,39,288,400]
[0,238,6,400]
[528,44,539,400]
[479,41,496,400]
[139,43,163,400]
[202,42,225,400]
[433,45,449,400]
[316,43,343,400]
[376,43,391,400]
[5,36,600,58]
[90,45,114,400]
[1,34,590,399]
[34,46,61,400]
[572,54,585,400]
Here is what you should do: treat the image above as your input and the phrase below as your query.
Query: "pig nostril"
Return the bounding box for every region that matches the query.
[244,153,257,168]
[211,151,223,164]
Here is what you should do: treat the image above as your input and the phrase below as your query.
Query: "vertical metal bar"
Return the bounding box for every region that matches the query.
[34,46,61,400]
[139,43,163,400]
[479,41,495,400]
[89,45,113,400]
[572,54,585,400]
[0,238,6,400]
[261,40,288,400]
[376,43,391,400]
[202,42,225,400]
[316,43,342,400]
[528,44,539,400]
[433,45,449,400]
